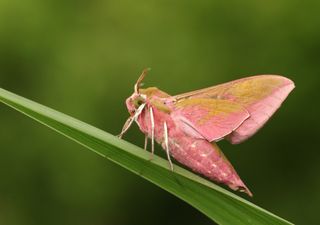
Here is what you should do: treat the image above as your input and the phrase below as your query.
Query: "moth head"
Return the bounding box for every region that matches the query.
[126,93,147,116]
[126,68,150,116]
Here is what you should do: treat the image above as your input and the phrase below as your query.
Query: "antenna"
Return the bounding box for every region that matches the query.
[134,68,151,94]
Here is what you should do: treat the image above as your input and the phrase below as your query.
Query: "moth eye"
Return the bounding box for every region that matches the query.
[137,99,143,105]
[133,96,145,109]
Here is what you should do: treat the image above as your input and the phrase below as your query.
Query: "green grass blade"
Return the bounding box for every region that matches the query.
[0,88,293,225]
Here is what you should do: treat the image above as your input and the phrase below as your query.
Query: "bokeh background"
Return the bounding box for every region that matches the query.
[0,0,319,224]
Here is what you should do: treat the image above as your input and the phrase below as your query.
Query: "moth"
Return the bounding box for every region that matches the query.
[119,69,294,196]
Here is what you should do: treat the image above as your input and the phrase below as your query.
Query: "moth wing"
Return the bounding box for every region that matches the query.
[174,75,295,144]
[172,98,250,141]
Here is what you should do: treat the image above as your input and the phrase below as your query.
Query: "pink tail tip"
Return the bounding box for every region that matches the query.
[238,185,253,197]
[229,182,253,197]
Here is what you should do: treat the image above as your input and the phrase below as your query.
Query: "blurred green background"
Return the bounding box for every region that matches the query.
[0,0,319,224]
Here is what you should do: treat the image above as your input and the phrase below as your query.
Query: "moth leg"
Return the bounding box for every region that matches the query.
[118,116,134,139]
[150,107,155,158]
[164,121,173,171]
[118,103,146,139]
[144,134,148,150]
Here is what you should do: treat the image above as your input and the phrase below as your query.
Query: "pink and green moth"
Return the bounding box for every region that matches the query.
[119,69,295,196]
